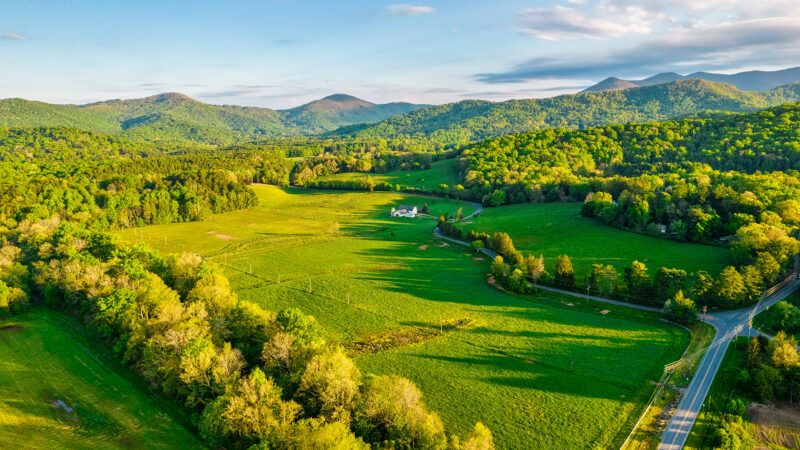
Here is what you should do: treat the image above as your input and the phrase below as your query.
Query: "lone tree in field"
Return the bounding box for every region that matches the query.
[662,290,697,325]
[525,254,546,285]
[555,255,575,287]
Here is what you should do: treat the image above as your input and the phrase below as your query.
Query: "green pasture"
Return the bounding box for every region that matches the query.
[462,201,731,279]
[0,309,202,449]
[118,185,689,448]
[315,158,461,190]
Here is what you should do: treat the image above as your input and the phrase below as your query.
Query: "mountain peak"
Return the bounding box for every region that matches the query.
[585,67,800,92]
[581,77,638,92]
[321,93,364,102]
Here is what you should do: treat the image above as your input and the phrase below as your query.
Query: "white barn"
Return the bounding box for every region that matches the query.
[391,205,418,218]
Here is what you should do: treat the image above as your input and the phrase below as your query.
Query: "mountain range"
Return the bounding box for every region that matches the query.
[3,79,800,148]
[582,67,800,92]
[0,93,427,145]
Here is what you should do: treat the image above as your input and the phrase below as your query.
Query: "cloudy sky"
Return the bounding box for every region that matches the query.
[1,0,798,108]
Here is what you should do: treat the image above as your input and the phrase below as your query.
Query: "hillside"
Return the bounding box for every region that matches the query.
[332,80,800,146]
[583,67,800,92]
[0,93,426,145]
[279,94,426,133]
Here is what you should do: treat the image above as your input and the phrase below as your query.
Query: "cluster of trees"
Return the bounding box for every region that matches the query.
[1,215,494,449]
[0,242,29,317]
[1,168,258,229]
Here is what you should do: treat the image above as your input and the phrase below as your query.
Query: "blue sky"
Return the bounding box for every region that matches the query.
[1,0,799,108]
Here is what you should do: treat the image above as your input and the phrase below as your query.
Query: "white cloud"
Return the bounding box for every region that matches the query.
[387,4,435,17]
[479,16,800,82]
[518,6,651,40]
[2,33,26,40]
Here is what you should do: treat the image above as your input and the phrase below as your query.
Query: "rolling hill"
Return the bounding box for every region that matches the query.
[280,93,429,134]
[331,80,800,146]
[583,67,800,92]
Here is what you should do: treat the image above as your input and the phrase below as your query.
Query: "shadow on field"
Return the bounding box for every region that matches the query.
[401,350,637,398]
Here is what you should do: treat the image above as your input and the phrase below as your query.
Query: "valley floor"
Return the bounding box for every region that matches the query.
[117,186,704,448]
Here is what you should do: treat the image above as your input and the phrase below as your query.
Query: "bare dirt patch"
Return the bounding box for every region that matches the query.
[437,242,450,247]
[0,324,24,332]
[748,402,800,448]
[418,245,429,250]
[487,274,510,293]
[600,309,610,315]
[213,233,237,241]
[473,257,484,261]
[346,319,473,355]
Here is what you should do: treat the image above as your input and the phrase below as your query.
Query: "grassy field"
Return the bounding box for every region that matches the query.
[118,185,690,448]
[461,202,732,279]
[315,158,461,191]
[0,309,202,449]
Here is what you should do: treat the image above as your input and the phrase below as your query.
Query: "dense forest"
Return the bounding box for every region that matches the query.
[421,102,800,313]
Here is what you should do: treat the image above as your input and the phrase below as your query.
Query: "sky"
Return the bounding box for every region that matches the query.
[1,0,799,109]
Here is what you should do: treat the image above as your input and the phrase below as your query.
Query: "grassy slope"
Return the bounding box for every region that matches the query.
[462,201,731,279]
[0,309,202,449]
[315,158,461,191]
[118,186,690,448]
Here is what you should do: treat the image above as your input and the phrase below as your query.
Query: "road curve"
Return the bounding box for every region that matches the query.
[658,279,800,449]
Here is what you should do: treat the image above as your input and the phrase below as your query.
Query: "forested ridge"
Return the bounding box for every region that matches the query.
[333,80,800,147]
[0,93,426,145]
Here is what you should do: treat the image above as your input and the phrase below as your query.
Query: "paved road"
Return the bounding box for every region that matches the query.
[658,279,800,450]
[431,226,800,449]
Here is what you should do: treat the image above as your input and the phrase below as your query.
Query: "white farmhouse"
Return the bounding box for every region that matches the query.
[391,205,418,218]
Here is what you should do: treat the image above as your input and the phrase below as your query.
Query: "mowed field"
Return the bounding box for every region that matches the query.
[0,309,202,449]
[119,185,691,448]
[462,202,732,279]
[316,158,461,190]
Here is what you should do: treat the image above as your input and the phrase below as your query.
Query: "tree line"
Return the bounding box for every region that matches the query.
[437,220,796,320]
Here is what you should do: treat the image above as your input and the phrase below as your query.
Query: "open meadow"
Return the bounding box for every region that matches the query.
[315,158,461,191]
[119,185,698,448]
[461,201,732,279]
[0,309,202,449]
